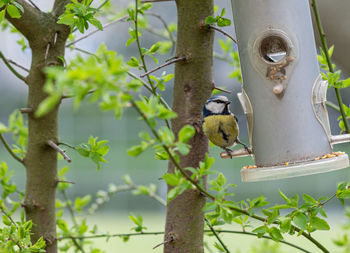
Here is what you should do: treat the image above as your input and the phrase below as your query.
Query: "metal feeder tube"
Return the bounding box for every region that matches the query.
[230,0,349,182]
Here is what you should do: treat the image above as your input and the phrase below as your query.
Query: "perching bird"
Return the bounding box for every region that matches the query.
[202,95,250,158]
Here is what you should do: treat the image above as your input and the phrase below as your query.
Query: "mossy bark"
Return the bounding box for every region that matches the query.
[164,0,214,252]
[6,1,70,252]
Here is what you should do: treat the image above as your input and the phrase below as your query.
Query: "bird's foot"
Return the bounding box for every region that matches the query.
[224,148,233,159]
[236,138,252,154]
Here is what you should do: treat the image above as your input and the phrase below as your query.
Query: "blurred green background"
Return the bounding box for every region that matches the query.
[1,0,350,252]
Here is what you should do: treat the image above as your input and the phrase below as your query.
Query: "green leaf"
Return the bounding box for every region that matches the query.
[279,217,291,233]
[0,10,5,24]
[35,94,61,117]
[293,213,308,230]
[205,16,216,25]
[303,194,316,204]
[0,122,8,133]
[57,14,76,26]
[147,42,161,54]
[12,2,24,13]
[269,227,283,241]
[310,216,330,230]
[220,8,226,17]
[217,17,231,27]
[178,125,195,143]
[127,145,144,157]
[162,173,180,186]
[252,225,266,235]
[2,215,11,226]
[127,57,139,67]
[6,5,21,19]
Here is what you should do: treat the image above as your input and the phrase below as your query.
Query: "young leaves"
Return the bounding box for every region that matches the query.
[205,8,231,27]
[58,0,103,33]
[76,136,109,170]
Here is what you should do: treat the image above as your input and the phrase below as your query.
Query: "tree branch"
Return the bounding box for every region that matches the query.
[205,218,230,253]
[27,0,40,11]
[47,140,71,163]
[0,133,23,164]
[57,229,311,252]
[140,57,186,78]
[311,0,350,133]
[0,51,27,83]
[208,25,237,44]
[60,189,86,253]
[141,0,174,3]
[7,59,30,72]
[66,16,128,47]
[52,0,71,18]
[5,0,42,40]
[145,12,176,50]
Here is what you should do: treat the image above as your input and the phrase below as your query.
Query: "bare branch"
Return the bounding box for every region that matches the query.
[205,218,230,253]
[208,25,237,44]
[66,16,128,47]
[27,0,41,11]
[96,0,109,9]
[145,12,176,47]
[0,51,27,83]
[212,82,231,94]
[0,133,23,164]
[47,140,71,163]
[140,57,186,78]
[61,89,96,99]
[56,180,75,184]
[141,0,174,3]
[20,108,33,114]
[153,237,174,250]
[7,59,30,72]
[52,0,71,18]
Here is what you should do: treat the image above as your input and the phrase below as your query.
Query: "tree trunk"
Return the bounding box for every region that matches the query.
[164,0,214,252]
[6,1,70,252]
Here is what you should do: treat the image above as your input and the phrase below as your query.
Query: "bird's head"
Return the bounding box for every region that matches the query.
[202,95,231,117]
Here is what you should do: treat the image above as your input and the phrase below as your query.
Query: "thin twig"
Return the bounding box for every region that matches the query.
[134,0,155,91]
[58,142,76,150]
[205,218,230,253]
[96,0,109,9]
[311,0,349,133]
[66,16,128,47]
[61,90,96,99]
[61,189,86,253]
[208,25,237,44]
[141,0,174,3]
[145,12,176,51]
[127,72,171,128]
[56,180,75,185]
[27,0,40,11]
[47,140,71,163]
[140,57,186,78]
[325,101,340,112]
[0,133,23,163]
[153,237,174,249]
[58,229,311,252]
[20,108,33,114]
[7,59,30,72]
[0,51,27,82]
[131,99,331,253]
[215,230,311,253]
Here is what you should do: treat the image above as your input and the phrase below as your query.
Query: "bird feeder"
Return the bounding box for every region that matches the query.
[229,0,350,182]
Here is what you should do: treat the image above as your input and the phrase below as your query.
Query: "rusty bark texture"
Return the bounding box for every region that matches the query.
[164,0,214,252]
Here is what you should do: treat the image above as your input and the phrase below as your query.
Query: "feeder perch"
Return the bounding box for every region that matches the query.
[228,0,350,182]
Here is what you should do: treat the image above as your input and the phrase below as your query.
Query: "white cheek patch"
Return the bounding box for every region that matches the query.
[205,102,225,114]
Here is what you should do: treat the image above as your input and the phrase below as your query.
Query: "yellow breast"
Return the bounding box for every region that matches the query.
[202,114,239,148]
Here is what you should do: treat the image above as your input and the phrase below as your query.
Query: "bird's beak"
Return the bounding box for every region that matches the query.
[225,101,231,105]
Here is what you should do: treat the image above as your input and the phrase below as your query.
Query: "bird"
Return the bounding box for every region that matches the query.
[202,95,250,158]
